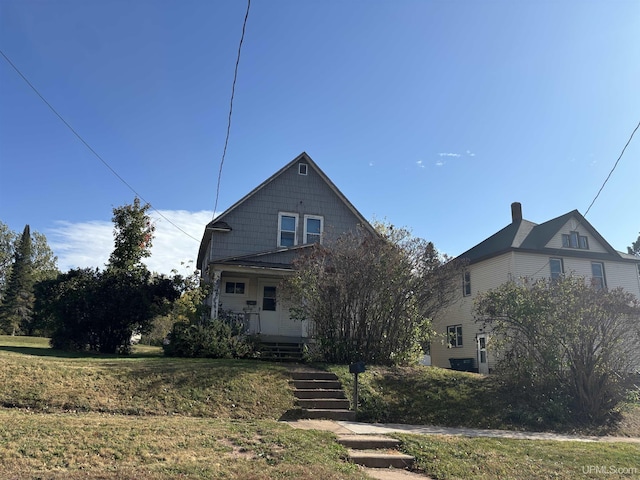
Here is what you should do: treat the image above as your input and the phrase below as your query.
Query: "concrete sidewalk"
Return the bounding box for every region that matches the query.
[286,419,640,443]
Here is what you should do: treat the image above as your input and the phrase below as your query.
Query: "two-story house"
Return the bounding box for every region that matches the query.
[431,202,640,374]
[197,152,374,342]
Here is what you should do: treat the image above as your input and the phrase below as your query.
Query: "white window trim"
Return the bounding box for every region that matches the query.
[447,325,463,348]
[550,257,564,280]
[591,262,606,290]
[462,271,471,297]
[303,214,324,244]
[221,277,249,297]
[278,212,299,247]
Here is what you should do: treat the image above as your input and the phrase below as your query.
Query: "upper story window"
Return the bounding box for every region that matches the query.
[447,325,463,348]
[591,262,606,290]
[550,258,564,280]
[298,163,308,175]
[562,231,589,249]
[304,215,324,244]
[462,271,471,297]
[278,212,298,247]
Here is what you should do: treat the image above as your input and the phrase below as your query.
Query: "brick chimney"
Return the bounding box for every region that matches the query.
[511,202,522,223]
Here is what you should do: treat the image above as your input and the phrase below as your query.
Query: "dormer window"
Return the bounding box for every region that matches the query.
[298,163,308,175]
[562,232,588,249]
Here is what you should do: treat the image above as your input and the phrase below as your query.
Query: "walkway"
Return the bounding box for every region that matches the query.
[286,419,640,443]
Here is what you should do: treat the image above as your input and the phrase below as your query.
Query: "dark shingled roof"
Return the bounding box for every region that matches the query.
[459,208,633,265]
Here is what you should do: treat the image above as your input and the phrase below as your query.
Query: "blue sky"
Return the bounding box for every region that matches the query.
[1,1,638,274]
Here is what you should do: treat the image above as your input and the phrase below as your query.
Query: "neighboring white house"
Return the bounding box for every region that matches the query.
[197,152,374,342]
[431,202,640,374]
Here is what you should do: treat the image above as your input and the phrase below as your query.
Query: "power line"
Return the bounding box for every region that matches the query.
[528,118,640,279]
[0,48,200,243]
[584,119,640,217]
[213,0,251,218]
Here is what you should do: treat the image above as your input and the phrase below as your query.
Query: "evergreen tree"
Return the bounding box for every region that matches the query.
[0,225,35,335]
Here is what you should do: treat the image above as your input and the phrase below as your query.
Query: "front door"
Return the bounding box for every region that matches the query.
[477,334,489,374]
[257,280,300,337]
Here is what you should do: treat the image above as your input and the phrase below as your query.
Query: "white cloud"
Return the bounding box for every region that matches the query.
[48,210,214,276]
[416,160,425,168]
[466,150,476,157]
[438,152,461,157]
[435,161,445,167]
[369,161,374,167]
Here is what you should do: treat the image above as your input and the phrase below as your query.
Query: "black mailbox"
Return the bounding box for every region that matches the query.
[349,361,366,374]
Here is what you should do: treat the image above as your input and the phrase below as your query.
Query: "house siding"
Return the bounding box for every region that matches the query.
[545,219,608,253]
[208,162,363,263]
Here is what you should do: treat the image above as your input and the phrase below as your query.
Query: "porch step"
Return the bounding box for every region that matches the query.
[296,398,351,409]
[292,379,342,390]
[258,342,303,362]
[289,369,355,421]
[294,389,346,399]
[299,408,356,421]
[346,450,415,469]
[291,371,337,381]
[338,435,415,470]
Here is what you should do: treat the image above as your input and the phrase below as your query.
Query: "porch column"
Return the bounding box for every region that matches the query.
[210,269,222,320]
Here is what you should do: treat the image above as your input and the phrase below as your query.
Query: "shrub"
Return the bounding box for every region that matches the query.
[163,320,256,359]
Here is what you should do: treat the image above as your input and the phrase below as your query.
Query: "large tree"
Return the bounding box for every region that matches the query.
[0,221,58,302]
[41,198,179,354]
[0,225,35,335]
[283,223,463,365]
[475,275,640,424]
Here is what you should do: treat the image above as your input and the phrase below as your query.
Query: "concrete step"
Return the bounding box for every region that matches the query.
[300,408,356,421]
[297,398,351,410]
[294,389,346,399]
[291,371,338,381]
[347,449,415,469]
[337,435,400,450]
[293,379,342,390]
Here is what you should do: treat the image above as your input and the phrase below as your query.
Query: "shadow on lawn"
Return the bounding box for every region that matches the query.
[0,345,163,359]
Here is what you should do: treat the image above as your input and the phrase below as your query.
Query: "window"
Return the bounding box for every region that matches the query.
[462,271,471,296]
[549,258,564,280]
[562,232,588,249]
[447,325,463,348]
[262,286,277,311]
[225,281,245,294]
[278,212,298,247]
[591,262,606,290]
[298,163,308,175]
[304,215,324,244]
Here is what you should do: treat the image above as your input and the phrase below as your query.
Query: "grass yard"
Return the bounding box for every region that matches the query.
[330,364,640,436]
[1,336,639,479]
[395,434,640,480]
[0,336,294,418]
[0,410,366,480]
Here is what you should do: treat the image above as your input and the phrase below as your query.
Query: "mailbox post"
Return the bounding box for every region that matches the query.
[349,361,366,414]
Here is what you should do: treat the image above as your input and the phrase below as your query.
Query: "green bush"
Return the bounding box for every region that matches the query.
[163,320,255,359]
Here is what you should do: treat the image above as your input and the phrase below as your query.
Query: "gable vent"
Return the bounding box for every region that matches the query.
[298,163,308,175]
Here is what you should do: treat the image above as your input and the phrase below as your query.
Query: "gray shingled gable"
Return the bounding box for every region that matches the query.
[197,152,374,267]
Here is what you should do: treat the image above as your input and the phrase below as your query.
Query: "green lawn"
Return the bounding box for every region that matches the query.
[329,364,640,436]
[1,336,638,480]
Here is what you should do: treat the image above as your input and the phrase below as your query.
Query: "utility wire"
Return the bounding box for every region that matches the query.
[213,0,251,218]
[584,119,640,217]
[0,48,200,243]
[528,118,640,279]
